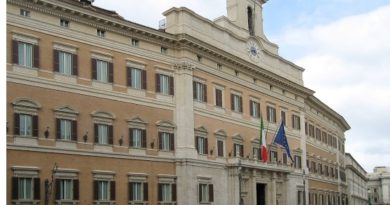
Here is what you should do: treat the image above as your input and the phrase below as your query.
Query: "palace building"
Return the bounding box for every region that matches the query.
[6,0,350,204]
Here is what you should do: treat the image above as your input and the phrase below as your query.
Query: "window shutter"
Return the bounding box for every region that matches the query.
[158,132,162,150]
[141,129,147,148]
[72,120,78,141]
[110,181,115,200]
[250,101,253,116]
[14,113,20,135]
[55,179,61,200]
[216,89,222,107]
[108,62,114,83]
[73,179,79,200]
[172,184,177,202]
[128,182,133,201]
[239,96,243,113]
[53,50,59,72]
[32,115,39,137]
[240,145,244,157]
[94,124,98,143]
[33,45,40,68]
[108,125,113,145]
[155,74,160,93]
[170,133,175,151]
[198,184,202,202]
[169,76,174,95]
[56,119,61,139]
[256,102,260,118]
[267,107,270,122]
[34,178,40,200]
[126,67,132,87]
[209,184,214,202]
[12,177,18,200]
[129,128,134,147]
[12,40,19,64]
[91,59,97,80]
[205,138,208,154]
[217,141,223,157]
[193,81,196,99]
[230,94,234,110]
[195,136,199,153]
[143,182,148,201]
[204,84,207,102]
[158,183,162,201]
[72,54,78,76]
[233,144,237,157]
[141,70,147,90]
[93,181,98,200]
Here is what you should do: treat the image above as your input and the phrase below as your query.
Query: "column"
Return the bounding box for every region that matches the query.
[300,109,309,205]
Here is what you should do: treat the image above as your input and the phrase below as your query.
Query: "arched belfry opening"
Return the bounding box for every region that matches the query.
[247,6,254,36]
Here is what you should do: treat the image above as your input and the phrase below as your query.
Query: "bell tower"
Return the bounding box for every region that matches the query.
[226,0,268,37]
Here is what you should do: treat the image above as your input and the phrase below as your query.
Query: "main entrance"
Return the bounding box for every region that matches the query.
[256,183,266,205]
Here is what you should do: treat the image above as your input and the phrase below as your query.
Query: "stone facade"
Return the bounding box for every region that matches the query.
[6,0,351,205]
[345,153,368,205]
[368,167,390,205]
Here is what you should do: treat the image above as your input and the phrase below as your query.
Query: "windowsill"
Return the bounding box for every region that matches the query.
[129,148,147,155]
[231,111,242,119]
[158,150,174,157]
[55,200,79,205]
[127,87,146,97]
[92,80,113,90]
[156,93,173,102]
[93,200,115,205]
[213,106,225,114]
[94,144,113,152]
[56,140,77,149]
[12,64,38,76]
[11,199,40,205]
[13,135,38,146]
[54,73,77,84]
[194,100,207,109]
[128,201,148,205]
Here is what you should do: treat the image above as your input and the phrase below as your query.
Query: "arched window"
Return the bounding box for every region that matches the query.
[247,7,254,36]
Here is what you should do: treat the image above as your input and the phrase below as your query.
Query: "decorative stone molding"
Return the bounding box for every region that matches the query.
[173,62,194,71]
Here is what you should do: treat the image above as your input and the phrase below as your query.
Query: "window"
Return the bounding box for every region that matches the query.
[12,40,40,68]
[270,150,277,163]
[217,63,222,70]
[156,74,174,95]
[159,132,174,151]
[94,124,113,145]
[197,55,202,62]
[292,114,301,130]
[127,67,146,89]
[294,155,302,168]
[322,132,328,145]
[282,153,287,165]
[195,136,208,155]
[12,177,40,201]
[53,50,78,76]
[253,147,260,160]
[56,119,77,141]
[60,19,69,28]
[131,39,139,47]
[55,179,79,201]
[308,124,315,137]
[158,183,176,203]
[129,128,146,148]
[316,128,321,141]
[215,88,223,108]
[20,9,30,17]
[92,59,113,83]
[281,110,286,124]
[161,47,168,54]
[231,94,243,113]
[129,182,148,202]
[318,163,323,175]
[217,140,224,157]
[14,113,38,137]
[93,180,115,201]
[266,106,276,123]
[233,143,244,158]
[199,184,214,203]
[193,81,207,102]
[97,29,105,37]
[250,100,260,118]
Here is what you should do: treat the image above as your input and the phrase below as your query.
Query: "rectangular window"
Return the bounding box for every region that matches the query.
[12,177,40,201]
[281,110,286,124]
[129,128,146,148]
[270,150,278,163]
[195,136,208,155]
[20,9,30,17]
[294,156,302,168]
[55,179,79,201]
[94,124,113,145]
[316,128,322,141]
[292,114,301,130]
[54,50,77,76]
[161,47,168,54]
[96,60,108,82]
[56,119,77,141]
[231,94,242,113]
[60,19,69,28]
[199,184,214,203]
[322,132,328,144]
[18,178,33,199]
[282,153,287,165]
[158,183,176,202]
[95,181,110,201]
[215,88,223,107]
[193,81,207,102]
[253,147,260,160]
[17,42,33,67]
[19,114,32,136]
[127,67,146,90]
[97,29,105,37]
[266,106,276,123]
[250,100,260,118]
[129,182,146,202]
[159,132,174,151]
[308,124,315,137]
[156,74,174,95]
[233,143,244,157]
[131,39,139,47]
[217,140,224,157]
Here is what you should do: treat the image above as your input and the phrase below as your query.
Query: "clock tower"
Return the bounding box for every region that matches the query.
[226,0,268,38]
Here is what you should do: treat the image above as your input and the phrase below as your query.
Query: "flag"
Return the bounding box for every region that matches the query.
[259,115,268,162]
[273,121,293,161]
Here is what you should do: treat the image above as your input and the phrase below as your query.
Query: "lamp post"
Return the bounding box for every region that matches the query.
[303,169,307,205]
[44,163,58,205]
[238,159,243,205]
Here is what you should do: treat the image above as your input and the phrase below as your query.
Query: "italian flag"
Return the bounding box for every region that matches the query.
[260,115,268,162]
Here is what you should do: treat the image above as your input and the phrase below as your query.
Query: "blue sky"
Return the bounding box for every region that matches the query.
[94,0,390,172]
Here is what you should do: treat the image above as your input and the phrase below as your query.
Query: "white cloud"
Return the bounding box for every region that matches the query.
[276,5,390,171]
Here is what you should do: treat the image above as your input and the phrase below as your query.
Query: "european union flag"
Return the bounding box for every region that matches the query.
[273,121,293,162]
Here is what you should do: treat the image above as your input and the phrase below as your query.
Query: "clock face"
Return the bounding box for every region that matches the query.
[247,40,261,62]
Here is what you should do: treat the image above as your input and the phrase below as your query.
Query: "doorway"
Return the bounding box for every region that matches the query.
[256,183,266,205]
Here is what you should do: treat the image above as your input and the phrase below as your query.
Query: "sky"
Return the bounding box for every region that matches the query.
[96,0,389,172]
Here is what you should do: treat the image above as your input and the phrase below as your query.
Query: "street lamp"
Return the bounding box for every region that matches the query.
[303,169,307,205]
[44,163,58,205]
[238,159,243,205]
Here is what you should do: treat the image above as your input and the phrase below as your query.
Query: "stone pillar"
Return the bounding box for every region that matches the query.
[300,110,309,205]
[272,172,277,205]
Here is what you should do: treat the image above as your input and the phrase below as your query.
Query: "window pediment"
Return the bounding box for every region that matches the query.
[156,120,176,129]
[214,129,227,138]
[232,133,243,142]
[195,126,208,136]
[12,98,41,115]
[91,111,115,124]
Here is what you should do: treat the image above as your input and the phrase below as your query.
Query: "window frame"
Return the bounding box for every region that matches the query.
[92,171,115,202]
[266,105,276,123]
[193,80,207,103]
[156,73,174,95]
[231,93,243,113]
[249,99,260,118]
[11,166,40,202]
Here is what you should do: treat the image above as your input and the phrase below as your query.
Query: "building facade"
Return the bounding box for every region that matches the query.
[368,167,390,205]
[6,0,350,205]
[345,153,368,205]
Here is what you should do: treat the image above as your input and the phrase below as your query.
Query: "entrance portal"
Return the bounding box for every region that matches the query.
[256,183,266,205]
